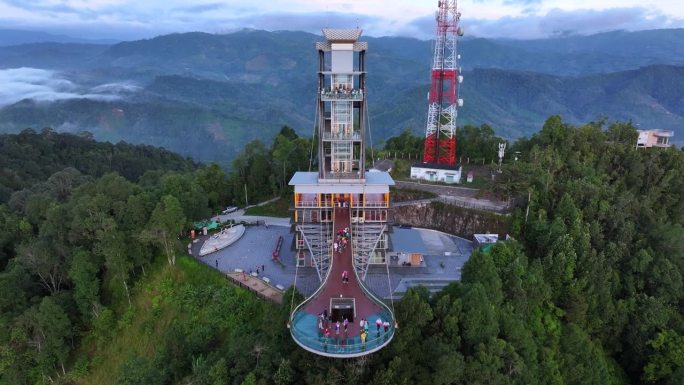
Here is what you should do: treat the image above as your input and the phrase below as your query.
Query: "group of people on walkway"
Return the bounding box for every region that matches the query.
[317,312,392,349]
[322,84,361,95]
[358,317,391,335]
[319,311,352,340]
[333,227,350,255]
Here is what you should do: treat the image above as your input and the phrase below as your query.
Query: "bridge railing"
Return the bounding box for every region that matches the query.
[289,310,395,357]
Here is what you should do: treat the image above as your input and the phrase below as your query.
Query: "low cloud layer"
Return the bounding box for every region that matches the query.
[0,68,139,107]
[463,7,678,39]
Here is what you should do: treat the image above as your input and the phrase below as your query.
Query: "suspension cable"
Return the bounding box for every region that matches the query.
[365,90,395,325]
[309,97,319,172]
[385,252,397,327]
[365,97,375,169]
[288,234,301,327]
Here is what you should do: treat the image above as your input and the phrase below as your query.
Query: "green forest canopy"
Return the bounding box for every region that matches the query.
[0,117,682,384]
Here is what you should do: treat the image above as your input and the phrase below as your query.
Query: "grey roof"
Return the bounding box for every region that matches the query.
[322,28,363,42]
[366,171,395,185]
[390,227,429,254]
[474,234,498,244]
[289,172,318,185]
[289,171,395,186]
[637,129,674,137]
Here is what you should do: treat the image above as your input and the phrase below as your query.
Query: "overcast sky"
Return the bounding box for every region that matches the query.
[1,0,682,40]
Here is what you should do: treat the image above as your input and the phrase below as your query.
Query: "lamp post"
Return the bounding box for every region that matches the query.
[497,142,506,173]
[281,146,299,191]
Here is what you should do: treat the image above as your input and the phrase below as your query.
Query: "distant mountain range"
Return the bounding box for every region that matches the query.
[0,28,682,165]
[0,29,119,46]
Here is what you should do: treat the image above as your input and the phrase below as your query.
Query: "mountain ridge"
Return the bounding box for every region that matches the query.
[1,28,683,165]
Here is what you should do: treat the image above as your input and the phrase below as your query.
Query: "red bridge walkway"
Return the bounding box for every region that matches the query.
[289,207,395,357]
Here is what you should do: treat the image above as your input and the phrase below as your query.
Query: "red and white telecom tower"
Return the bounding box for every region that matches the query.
[422,0,464,166]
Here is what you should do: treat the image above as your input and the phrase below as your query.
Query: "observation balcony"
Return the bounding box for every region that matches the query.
[294,193,388,209]
[295,200,388,209]
[289,207,395,357]
[322,131,361,141]
[295,200,333,208]
[320,89,364,101]
[361,200,389,208]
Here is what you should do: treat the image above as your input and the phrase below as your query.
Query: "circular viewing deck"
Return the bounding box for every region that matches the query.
[289,207,395,358]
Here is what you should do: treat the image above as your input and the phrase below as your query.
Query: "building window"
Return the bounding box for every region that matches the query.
[365,210,387,222]
[351,210,363,223]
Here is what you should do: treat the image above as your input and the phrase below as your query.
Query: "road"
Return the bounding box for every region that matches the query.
[213,209,291,227]
[388,170,511,213]
[372,159,394,172]
[213,198,291,227]
[394,180,480,198]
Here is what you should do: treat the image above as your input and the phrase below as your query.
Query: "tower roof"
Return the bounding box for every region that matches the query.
[322,28,363,42]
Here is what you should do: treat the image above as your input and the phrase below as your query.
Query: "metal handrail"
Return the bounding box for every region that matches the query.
[289,312,394,357]
[320,89,364,101]
[322,132,361,140]
[296,201,319,207]
[362,201,389,208]
[295,201,334,208]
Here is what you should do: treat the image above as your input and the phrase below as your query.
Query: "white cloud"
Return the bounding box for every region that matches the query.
[462,6,678,39]
[0,67,137,106]
[90,82,141,93]
[0,0,683,40]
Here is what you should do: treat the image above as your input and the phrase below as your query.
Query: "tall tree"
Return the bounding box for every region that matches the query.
[143,195,186,266]
[99,230,133,305]
[16,239,66,294]
[68,250,101,320]
[25,296,73,377]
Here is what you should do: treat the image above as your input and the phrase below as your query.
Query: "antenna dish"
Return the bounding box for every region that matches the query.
[457,27,464,36]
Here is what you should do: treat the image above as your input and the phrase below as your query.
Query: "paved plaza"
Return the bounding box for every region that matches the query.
[192,218,473,299]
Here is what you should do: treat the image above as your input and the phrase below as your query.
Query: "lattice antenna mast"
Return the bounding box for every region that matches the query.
[422,0,464,165]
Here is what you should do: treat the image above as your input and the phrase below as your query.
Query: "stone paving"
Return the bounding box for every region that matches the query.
[192,219,473,300]
[194,225,297,292]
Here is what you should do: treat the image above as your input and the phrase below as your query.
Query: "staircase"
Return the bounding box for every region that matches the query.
[352,221,386,281]
[296,221,332,282]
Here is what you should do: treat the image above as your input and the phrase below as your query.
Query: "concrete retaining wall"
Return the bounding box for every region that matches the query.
[392,201,510,239]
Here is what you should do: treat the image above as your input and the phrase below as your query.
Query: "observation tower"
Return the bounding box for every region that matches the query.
[288,28,396,357]
[411,0,465,184]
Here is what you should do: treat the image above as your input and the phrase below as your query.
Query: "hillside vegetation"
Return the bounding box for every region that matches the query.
[1,117,682,384]
[0,128,197,203]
